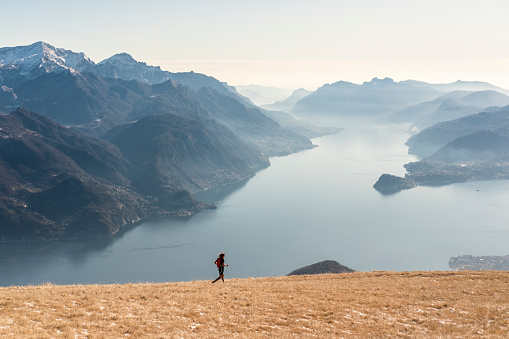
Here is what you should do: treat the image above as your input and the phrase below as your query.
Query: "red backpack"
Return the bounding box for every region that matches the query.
[215,257,221,267]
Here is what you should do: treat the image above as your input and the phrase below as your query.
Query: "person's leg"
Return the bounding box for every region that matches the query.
[218,267,224,282]
[213,267,223,283]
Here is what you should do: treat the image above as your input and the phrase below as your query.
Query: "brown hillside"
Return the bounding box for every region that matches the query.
[0,271,508,338]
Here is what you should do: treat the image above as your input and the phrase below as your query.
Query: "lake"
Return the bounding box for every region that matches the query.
[2,120,509,286]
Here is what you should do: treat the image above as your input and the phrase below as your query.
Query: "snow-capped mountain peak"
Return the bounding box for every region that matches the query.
[95,52,169,84]
[0,42,94,83]
[99,52,139,66]
[0,42,238,99]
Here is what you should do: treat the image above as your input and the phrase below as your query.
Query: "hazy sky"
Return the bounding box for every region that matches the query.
[2,0,509,90]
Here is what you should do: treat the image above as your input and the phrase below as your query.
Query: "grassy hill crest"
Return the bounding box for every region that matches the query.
[1,271,508,338]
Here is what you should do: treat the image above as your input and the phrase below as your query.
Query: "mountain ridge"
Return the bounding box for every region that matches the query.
[0,41,93,87]
[0,41,245,102]
[401,79,509,96]
[0,66,315,156]
[291,77,442,119]
[390,90,509,130]
[406,105,509,158]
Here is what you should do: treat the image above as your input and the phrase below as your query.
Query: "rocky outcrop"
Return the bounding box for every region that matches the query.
[287,260,355,276]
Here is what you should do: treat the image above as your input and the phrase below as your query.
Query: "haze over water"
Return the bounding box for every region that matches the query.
[2,119,509,286]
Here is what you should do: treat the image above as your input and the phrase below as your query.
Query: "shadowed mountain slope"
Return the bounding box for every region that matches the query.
[0,108,214,241]
[261,88,312,112]
[0,108,153,240]
[107,113,269,194]
[195,87,314,156]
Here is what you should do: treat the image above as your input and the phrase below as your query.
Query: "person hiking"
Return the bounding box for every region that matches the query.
[212,252,228,283]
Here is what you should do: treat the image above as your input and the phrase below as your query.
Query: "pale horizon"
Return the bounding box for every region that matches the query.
[2,0,509,91]
[151,58,509,91]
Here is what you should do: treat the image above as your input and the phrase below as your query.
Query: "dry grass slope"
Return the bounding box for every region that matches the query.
[0,271,508,338]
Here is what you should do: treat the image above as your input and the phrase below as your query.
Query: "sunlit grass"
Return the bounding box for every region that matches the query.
[0,271,508,338]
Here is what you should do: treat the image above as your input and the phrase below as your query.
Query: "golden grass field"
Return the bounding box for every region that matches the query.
[1,271,508,338]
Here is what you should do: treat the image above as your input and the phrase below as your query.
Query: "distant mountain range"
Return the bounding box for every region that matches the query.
[290,77,509,193]
[0,41,242,100]
[406,106,509,158]
[235,85,294,106]
[237,87,338,137]
[0,42,322,241]
[0,42,92,87]
[261,88,312,113]
[390,90,509,130]
[290,77,509,123]
[0,42,314,156]
[291,78,442,119]
[400,80,509,96]
[374,105,509,194]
